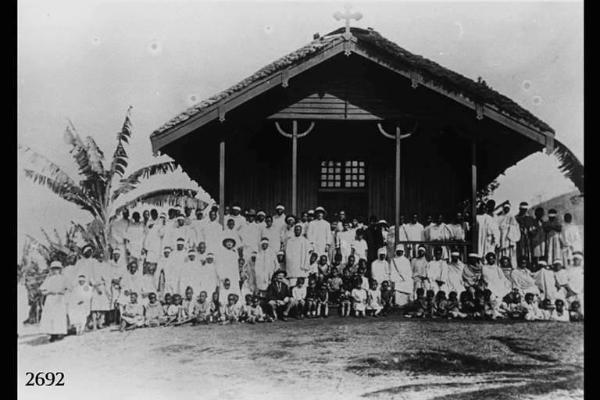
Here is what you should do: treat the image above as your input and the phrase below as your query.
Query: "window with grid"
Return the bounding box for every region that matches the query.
[319,160,366,189]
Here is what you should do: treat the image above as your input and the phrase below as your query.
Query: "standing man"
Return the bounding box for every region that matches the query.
[202,207,224,253]
[561,213,582,266]
[239,209,261,261]
[229,203,246,230]
[272,204,287,236]
[531,207,547,264]
[404,213,425,258]
[515,202,536,264]
[285,224,311,287]
[307,207,332,257]
[496,202,521,267]
[428,214,453,260]
[143,213,166,266]
[544,209,564,265]
[108,209,130,261]
[476,200,500,258]
[389,245,413,305]
[365,216,385,264]
[39,261,70,342]
[254,238,279,296]
[126,212,146,263]
[260,215,283,253]
[255,210,267,230]
[191,208,206,248]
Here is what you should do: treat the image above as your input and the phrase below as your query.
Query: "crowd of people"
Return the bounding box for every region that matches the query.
[35,199,584,341]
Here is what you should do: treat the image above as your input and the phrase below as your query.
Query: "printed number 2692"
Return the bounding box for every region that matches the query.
[25,372,65,386]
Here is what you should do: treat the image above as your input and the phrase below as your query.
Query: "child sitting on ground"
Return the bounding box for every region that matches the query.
[316,281,330,318]
[483,289,503,320]
[327,267,344,306]
[424,289,436,318]
[403,287,426,318]
[550,299,570,322]
[522,292,543,321]
[192,291,210,324]
[446,291,466,319]
[305,278,319,318]
[351,278,368,318]
[569,300,584,322]
[459,287,478,318]
[209,291,222,323]
[291,277,307,319]
[248,295,272,323]
[433,291,449,318]
[500,289,525,319]
[175,286,196,326]
[356,262,370,290]
[164,293,182,326]
[162,293,172,314]
[144,292,166,327]
[120,292,145,331]
[317,255,330,284]
[366,279,383,317]
[380,280,395,315]
[539,298,555,321]
[222,294,241,324]
[239,294,253,323]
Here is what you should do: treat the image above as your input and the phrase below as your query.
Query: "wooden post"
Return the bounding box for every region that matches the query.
[292,120,298,216]
[395,126,401,247]
[219,139,225,226]
[471,139,477,253]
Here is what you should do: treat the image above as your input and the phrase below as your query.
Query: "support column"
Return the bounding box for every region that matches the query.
[471,139,477,253]
[291,120,298,216]
[219,139,225,226]
[394,126,401,247]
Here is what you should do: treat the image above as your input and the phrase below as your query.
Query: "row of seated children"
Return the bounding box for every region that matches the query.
[402,287,584,322]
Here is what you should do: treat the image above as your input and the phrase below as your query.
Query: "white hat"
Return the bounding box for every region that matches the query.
[277,250,285,256]
[188,248,196,255]
[276,204,285,210]
[378,219,388,225]
[294,223,303,228]
[315,206,325,213]
[159,212,167,218]
[286,216,295,223]
[257,211,266,217]
[451,251,460,257]
[418,246,426,252]
[232,205,241,211]
[307,209,315,214]
[163,246,172,252]
[113,247,121,254]
[573,252,584,261]
[81,244,93,253]
[50,260,63,269]
[538,260,547,266]
[395,244,404,252]
[260,237,269,244]
[377,247,387,255]
[468,253,479,258]
[552,258,563,265]
[519,202,529,209]
[176,215,185,221]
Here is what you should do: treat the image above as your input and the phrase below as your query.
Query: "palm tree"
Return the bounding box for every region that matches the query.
[19,107,182,260]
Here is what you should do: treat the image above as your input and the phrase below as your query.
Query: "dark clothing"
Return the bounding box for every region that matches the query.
[266,281,291,301]
[316,288,329,303]
[305,286,318,302]
[515,214,536,263]
[365,224,385,266]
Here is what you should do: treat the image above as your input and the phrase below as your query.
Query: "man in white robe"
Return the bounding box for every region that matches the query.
[201,208,224,253]
[157,246,176,296]
[143,216,166,264]
[254,238,279,294]
[534,260,563,302]
[389,245,413,305]
[272,204,287,237]
[561,213,582,266]
[260,215,283,252]
[427,246,449,294]
[336,221,355,264]
[496,202,522,267]
[164,215,195,252]
[405,213,425,258]
[39,261,70,341]
[565,252,584,312]
[446,252,466,296]
[481,252,511,299]
[544,209,564,264]
[191,208,206,246]
[216,237,241,287]
[198,253,220,298]
[477,200,500,258]
[284,224,311,286]
[307,207,332,256]
[229,204,246,231]
[167,238,188,293]
[177,249,203,296]
[371,247,389,287]
[508,256,540,296]
[125,212,146,261]
[428,214,453,260]
[108,209,130,258]
[239,209,261,260]
[448,212,466,241]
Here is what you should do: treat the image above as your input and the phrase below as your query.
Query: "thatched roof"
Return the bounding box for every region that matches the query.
[151,26,553,140]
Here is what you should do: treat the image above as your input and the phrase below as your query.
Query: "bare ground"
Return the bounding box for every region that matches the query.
[17,316,584,400]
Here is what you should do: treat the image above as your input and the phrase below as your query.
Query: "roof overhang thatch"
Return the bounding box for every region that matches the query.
[150,27,554,154]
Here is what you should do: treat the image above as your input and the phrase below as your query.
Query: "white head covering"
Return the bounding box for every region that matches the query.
[50,260,63,269]
[275,204,285,210]
[395,244,404,252]
[377,247,387,256]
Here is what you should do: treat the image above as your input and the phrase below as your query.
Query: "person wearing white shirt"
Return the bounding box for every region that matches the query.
[307,207,332,256]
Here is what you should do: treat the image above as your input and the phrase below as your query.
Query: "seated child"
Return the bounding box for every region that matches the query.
[403,287,426,318]
[175,286,196,326]
[366,279,383,317]
[356,262,370,290]
[331,253,343,271]
[209,291,222,323]
[144,292,166,327]
[291,277,307,319]
[192,291,210,324]
[380,280,395,315]
[162,293,172,314]
[305,278,319,318]
[569,300,584,322]
[500,289,525,319]
[550,299,570,322]
[239,294,253,323]
[344,254,358,275]
[339,270,354,317]
[316,281,330,318]
[539,298,555,321]
[222,293,241,324]
[482,289,503,320]
[317,255,330,284]
[220,278,241,305]
[120,292,145,331]
[424,289,436,318]
[248,295,272,323]
[446,291,466,319]
[327,267,344,305]
[306,252,319,283]
[351,278,368,318]
[433,291,449,318]
[522,292,543,321]
[459,287,478,318]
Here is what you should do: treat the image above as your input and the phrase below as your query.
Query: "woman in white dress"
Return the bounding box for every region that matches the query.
[39,261,70,342]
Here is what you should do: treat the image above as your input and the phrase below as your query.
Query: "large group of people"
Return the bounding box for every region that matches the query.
[35,199,583,341]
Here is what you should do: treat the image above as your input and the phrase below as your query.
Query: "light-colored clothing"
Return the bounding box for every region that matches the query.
[427,259,449,293]
[389,256,413,296]
[292,285,307,301]
[239,222,262,259]
[351,288,368,312]
[260,225,283,253]
[285,235,311,280]
[18,282,29,329]
[534,268,563,302]
[143,222,166,263]
[446,261,466,295]
[67,284,92,327]
[215,248,241,286]
[481,264,512,299]
[307,219,332,256]
[477,214,500,258]
[40,274,70,335]
[254,248,279,292]
[366,288,383,311]
[497,213,521,267]
[351,239,368,261]
[197,263,220,298]
[371,259,389,286]
[125,222,146,259]
[202,220,225,253]
[508,268,540,296]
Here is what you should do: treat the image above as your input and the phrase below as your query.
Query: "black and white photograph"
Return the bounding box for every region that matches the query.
[17,0,584,399]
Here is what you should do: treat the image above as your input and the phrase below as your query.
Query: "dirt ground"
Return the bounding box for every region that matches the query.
[18,315,583,400]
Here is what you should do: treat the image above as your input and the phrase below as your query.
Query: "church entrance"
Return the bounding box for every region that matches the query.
[317,160,368,220]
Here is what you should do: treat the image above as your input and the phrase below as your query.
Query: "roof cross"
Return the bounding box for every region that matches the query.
[333,4,362,39]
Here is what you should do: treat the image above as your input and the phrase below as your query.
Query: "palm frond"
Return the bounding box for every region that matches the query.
[108,106,133,180]
[551,139,584,194]
[84,136,106,175]
[64,120,96,178]
[111,161,178,201]
[19,145,77,188]
[25,234,51,262]
[116,188,204,212]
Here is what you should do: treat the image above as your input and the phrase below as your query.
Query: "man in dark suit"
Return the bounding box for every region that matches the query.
[265,270,292,321]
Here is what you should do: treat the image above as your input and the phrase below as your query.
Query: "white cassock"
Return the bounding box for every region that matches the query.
[239,223,262,259]
[177,260,203,296]
[67,284,92,327]
[481,264,511,299]
[562,223,582,265]
[198,263,220,298]
[282,226,295,249]
[143,223,165,263]
[445,261,466,295]
[371,259,389,285]
[157,255,176,295]
[534,268,563,302]
[119,272,143,303]
[108,218,129,255]
[254,248,279,292]
[260,225,283,252]
[307,219,332,256]
[389,256,413,305]
[39,274,70,335]
[125,223,146,259]
[404,222,425,258]
[89,261,112,312]
[272,214,287,236]
[202,220,224,253]
[428,224,452,259]
[337,229,355,263]
[229,215,246,231]
[427,260,449,294]
[167,250,187,292]
[448,223,465,241]
[477,214,500,258]
[497,213,521,267]
[165,225,195,252]
[285,235,311,280]
[215,248,241,286]
[191,218,206,245]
